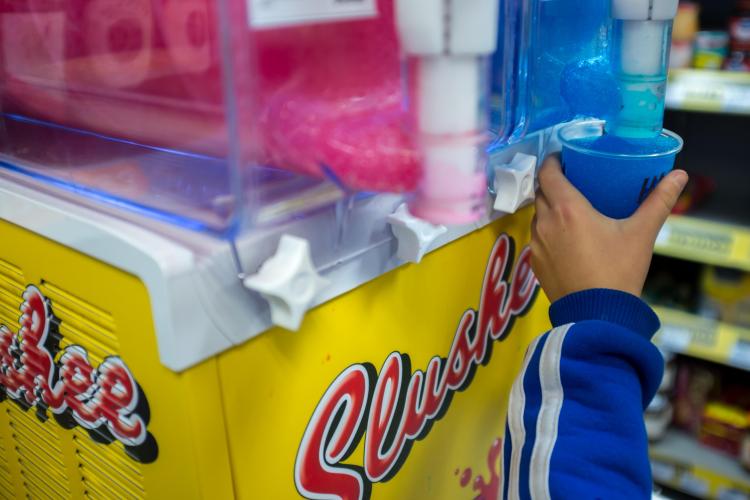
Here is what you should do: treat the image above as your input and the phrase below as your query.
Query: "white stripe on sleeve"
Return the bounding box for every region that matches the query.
[506,335,544,500]
[529,324,573,500]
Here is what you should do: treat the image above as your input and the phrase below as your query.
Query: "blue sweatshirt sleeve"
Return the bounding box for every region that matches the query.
[502,289,664,500]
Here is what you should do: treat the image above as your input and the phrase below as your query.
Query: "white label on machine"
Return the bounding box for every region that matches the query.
[249,0,377,28]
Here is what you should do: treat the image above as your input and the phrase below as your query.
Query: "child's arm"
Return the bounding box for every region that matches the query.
[502,290,663,499]
[502,159,688,499]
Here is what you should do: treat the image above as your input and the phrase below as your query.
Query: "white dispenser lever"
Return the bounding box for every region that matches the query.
[243,236,329,331]
[493,153,537,215]
[387,203,447,264]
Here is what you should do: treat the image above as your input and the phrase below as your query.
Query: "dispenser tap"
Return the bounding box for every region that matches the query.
[608,0,679,138]
[395,0,500,225]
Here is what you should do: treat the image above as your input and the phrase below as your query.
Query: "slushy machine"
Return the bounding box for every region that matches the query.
[0,0,678,498]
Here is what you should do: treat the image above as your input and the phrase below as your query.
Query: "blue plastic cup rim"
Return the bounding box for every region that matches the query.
[558,119,684,159]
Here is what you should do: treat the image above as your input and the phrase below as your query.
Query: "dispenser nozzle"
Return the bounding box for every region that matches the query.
[395,0,499,224]
[607,0,679,138]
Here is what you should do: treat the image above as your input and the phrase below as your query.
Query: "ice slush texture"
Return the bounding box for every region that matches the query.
[560,58,623,120]
[562,132,680,219]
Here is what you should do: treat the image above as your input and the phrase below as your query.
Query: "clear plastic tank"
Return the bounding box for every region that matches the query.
[1,0,642,235]
[0,0,416,234]
[504,0,612,140]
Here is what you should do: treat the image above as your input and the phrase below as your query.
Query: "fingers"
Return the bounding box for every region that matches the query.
[537,155,588,207]
[630,170,689,235]
[535,185,551,215]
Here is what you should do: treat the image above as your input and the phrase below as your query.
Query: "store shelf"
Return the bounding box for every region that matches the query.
[651,430,750,499]
[655,216,750,273]
[653,306,750,372]
[667,69,750,116]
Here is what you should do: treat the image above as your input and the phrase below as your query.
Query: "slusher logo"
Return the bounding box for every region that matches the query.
[0,285,158,463]
[295,234,539,500]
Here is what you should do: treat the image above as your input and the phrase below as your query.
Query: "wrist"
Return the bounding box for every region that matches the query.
[549,288,661,340]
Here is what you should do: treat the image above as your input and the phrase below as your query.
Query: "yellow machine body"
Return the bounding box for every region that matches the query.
[0,206,550,499]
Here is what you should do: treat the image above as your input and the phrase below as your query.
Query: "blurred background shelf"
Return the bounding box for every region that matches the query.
[667,70,750,116]
[660,90,750,273]
[653,306,750,371]
[656,216,750,272]
[651,430,750,499]
[651,2,750,498]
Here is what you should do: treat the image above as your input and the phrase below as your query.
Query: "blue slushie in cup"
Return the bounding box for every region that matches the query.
[559,120,683,219]
[556,0,685,219]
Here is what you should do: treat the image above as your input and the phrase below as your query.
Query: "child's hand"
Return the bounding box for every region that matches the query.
[531,156,688,302]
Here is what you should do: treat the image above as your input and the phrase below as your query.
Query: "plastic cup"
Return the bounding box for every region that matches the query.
[558,120,683,219]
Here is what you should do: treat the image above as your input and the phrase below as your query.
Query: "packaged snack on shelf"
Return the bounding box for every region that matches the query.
[671,173,716,216]
[699,402,749,456]
[674,2,700,40]
[643,257,702,312]
[742,431,750,471]
[694,31,730,69]
[729,0,750,53]
[670,41,694,69]
[726,0,750,71]
[674,359,722,434]
[670,2,699,69]
[725,50,750,70]
[646,394,675,442]
[700,267,750,328]
[660,350,678,393]
[647,351,677,442]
